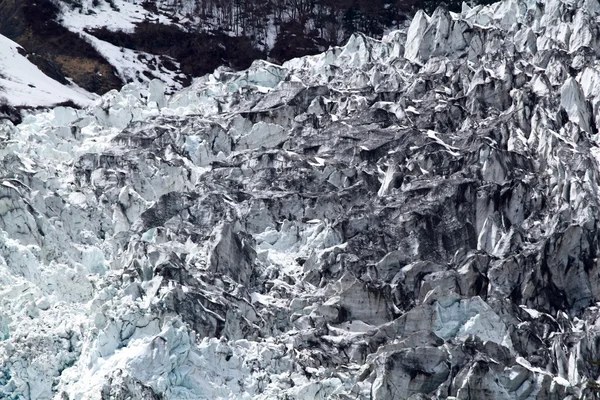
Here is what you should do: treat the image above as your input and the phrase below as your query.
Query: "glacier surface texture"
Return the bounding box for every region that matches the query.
[4,0,600,398]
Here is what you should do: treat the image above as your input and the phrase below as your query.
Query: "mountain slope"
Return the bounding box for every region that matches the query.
[0,34,96,107]
[0,0,416,98]
[3,0,600,399]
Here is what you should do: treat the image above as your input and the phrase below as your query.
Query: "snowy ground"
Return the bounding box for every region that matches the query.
[0,35,96,107]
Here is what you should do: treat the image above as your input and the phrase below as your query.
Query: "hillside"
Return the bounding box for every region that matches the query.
[0,0,420,97]
[0,34,95,108]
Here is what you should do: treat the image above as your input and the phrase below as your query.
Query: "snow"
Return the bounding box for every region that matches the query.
[55,0,191,94]
[0,34,96,107]
[59,0,174,33]
[80,32,185,91]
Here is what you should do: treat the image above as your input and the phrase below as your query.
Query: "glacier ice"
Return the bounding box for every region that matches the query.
[3,0,600,398]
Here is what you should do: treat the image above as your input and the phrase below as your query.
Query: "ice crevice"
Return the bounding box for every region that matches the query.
[4,0,600,398]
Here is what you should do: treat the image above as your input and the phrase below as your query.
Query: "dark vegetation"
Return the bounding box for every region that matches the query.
[0,101,22,125]
[87,22,263,80]
[0,0,122,94]
[0,0,497,97]
[86,0,498,71]
[84,0,419,76]
[151,0,497,61]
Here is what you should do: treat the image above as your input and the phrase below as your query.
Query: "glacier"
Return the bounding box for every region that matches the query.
[3,0,600,398]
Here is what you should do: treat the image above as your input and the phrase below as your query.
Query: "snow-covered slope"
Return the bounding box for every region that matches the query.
[58,0,177,32]
[0,34,96,107]
[5,0,600,399]
[79,31,186,91]
[54,0,201,92]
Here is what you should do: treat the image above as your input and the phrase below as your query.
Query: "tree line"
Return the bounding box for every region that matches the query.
[151,0,421,61]
[153,0,497,61]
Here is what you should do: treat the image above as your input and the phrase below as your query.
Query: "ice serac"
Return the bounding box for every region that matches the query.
[209,222,256,284]
[404,10,430,64]
[5,0,600,399]
[561,77,593,134]
[236,122,288,150]
[148,79,167,109]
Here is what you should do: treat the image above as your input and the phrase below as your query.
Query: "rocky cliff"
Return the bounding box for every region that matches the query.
[2,0,600,399]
